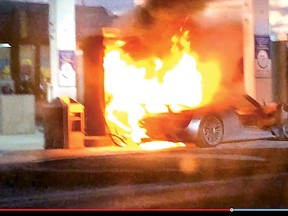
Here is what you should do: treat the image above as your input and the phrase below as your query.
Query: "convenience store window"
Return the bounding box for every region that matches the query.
[0,43,13,94]
[19,44,35,94]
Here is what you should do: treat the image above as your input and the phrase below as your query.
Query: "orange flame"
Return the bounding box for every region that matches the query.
[103,29,221,148]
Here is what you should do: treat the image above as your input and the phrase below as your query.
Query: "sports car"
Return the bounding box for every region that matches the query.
[138,94,288,147]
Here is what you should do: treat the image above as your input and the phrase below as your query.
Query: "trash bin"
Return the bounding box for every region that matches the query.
[43,97,66,149]
[43,96,85,149]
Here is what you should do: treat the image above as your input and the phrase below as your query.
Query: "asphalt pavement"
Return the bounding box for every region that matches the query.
[0,128,146,165]
[1,125,288,209]
[0,124,281,166]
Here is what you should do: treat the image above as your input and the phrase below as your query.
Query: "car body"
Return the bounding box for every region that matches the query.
[138,94,288,147]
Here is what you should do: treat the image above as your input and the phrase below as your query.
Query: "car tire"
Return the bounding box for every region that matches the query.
[195,114,224,148]
[274,123,288,140]
[283,124,288,138]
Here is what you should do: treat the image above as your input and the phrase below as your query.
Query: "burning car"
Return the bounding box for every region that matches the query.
[101,17,287,149]
[138,94,288,147]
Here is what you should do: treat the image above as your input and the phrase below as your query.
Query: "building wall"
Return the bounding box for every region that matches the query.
[0,95,35,134]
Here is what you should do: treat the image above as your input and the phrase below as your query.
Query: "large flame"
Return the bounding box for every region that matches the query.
[103,29,221,149]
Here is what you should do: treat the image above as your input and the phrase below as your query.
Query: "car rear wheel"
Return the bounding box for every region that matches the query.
[195,114,224,148]
[283,124,288,138]
[275,123,288,140]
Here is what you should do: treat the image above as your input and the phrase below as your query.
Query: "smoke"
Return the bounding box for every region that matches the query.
[111,0,211,57]
[134,0,208,26]
[109,0,246,106]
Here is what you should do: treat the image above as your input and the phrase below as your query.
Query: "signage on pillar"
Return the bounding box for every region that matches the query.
[254,35,271,78]
[58,50,76,87]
